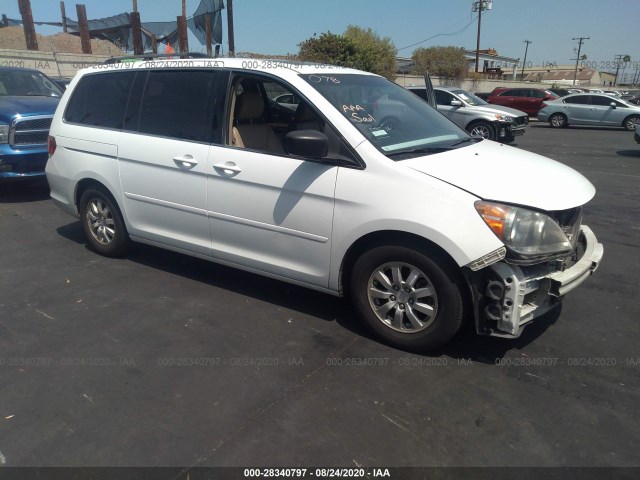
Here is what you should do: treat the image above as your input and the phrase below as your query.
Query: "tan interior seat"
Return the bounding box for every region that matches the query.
[231,91,284,154]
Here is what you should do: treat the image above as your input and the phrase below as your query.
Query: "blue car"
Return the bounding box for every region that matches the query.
[0,67,63,180]
[538,92,640,131]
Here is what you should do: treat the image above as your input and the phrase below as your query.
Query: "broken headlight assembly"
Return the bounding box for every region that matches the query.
[474,200,573,264]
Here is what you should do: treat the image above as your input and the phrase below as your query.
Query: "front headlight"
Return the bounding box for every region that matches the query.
[0,124,8,144]
[475,201,572,258]
[494,114,512,122]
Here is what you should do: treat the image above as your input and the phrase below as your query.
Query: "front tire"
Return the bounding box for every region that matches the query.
[79,188,130,257]
[623,115,640,131]
[549,113,568,128]
[350,246,464,351]
[467,121,496,140]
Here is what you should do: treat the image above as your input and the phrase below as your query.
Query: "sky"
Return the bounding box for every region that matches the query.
[3,0,639,75]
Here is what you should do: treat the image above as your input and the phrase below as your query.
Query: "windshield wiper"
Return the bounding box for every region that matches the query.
[448,137,483,148]
[386,146,449,157]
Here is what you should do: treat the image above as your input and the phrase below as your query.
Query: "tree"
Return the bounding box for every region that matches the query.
[298,32,356,68]
[297,27,397,80]
[411,46,468,79]
[343,25,397,80]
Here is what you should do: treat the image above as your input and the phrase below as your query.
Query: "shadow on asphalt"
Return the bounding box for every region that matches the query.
[616,149,640,157]
[56,220,559,364]
[528,123,631,133]
[0,179,49,203]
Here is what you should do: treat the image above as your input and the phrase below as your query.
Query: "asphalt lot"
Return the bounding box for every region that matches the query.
[0,123,639,469]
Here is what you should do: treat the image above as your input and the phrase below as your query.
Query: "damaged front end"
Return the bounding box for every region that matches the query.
[465,204,604,337]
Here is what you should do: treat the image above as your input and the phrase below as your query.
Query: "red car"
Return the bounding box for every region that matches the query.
[487,87,558,116]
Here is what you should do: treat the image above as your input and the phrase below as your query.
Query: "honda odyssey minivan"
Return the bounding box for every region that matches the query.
[46,58,603,351]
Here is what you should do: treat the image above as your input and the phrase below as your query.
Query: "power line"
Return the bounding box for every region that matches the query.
[397,14,478,51]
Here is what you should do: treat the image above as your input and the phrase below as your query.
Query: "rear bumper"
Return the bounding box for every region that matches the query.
[476,225,603,337]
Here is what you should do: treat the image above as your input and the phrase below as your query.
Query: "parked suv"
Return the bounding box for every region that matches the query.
[0,67,63,180]
[46,59,603,351]
[407,86,528,143]
[487,87,558,116]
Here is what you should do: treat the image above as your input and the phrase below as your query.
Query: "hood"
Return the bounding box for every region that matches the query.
[401,140,595,211]
[475,103,527,117]
[0,96,60,122]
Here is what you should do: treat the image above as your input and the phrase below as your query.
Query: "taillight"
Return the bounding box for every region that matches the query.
[48,135,56,157]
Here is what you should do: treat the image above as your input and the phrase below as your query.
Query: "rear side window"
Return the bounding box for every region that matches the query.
[498,89,521,97]
[564,95,589,105]
[138,70,216,143]
[528,90,545,98]
[64,72,135,128]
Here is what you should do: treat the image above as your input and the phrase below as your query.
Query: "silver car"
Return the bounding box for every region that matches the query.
[538,93,640,131]
[408,86,528,143]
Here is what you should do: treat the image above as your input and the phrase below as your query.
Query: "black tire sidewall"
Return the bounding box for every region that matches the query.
[79,188,129,257]
[350,246,464,352]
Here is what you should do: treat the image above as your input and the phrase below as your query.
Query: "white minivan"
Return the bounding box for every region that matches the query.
[46,58,603,351]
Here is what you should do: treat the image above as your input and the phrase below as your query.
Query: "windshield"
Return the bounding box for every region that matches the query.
[451,89,487,106]
[0,69,63,97]
[301,73,469,159]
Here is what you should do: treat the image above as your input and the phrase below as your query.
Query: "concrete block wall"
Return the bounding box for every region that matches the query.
[0,48,112,78]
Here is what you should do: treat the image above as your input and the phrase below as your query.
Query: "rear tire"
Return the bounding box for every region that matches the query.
[79,187,130,257]
[350,245,465,352]
[549,113,568,128]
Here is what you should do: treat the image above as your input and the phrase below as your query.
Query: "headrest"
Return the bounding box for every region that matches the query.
[235,91,264,120]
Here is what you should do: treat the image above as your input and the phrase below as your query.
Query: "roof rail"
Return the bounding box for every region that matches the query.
[103,52,212,64]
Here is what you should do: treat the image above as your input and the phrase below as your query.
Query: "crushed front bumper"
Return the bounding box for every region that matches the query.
[474,225,603,337]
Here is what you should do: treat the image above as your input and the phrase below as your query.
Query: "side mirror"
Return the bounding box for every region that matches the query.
[450,100,463,107]
[285,130,329,159]
[610,102,617,108]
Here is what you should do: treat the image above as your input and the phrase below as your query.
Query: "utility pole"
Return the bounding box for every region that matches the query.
[472,1,492,73]
[132,0,137,12]
[60,1,67,32]
[521,40,532,79]
[571,36,589,86]
[182,0,186,19]
[18,0,39,51]
[227,0,235,57]
[613,54,630,86]
[613,54,624,87]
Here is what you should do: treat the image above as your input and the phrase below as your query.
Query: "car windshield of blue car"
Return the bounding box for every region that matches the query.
[0,70,64,97]
[301,73,469,159]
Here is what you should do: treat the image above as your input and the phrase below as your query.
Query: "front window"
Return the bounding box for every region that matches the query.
[0,69,63,97]
[301,74,469,159]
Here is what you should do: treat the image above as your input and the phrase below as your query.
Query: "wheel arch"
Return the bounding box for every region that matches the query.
[622,114,640,130]
[75,178,128,230]
[339,230,464,297]
[466,119,496,139]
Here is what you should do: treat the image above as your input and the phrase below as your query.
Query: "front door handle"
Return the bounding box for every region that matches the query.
[173,155,198,169]
[213,162,242,175]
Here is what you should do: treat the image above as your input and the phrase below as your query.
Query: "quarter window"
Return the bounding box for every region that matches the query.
[64,72,135,128]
